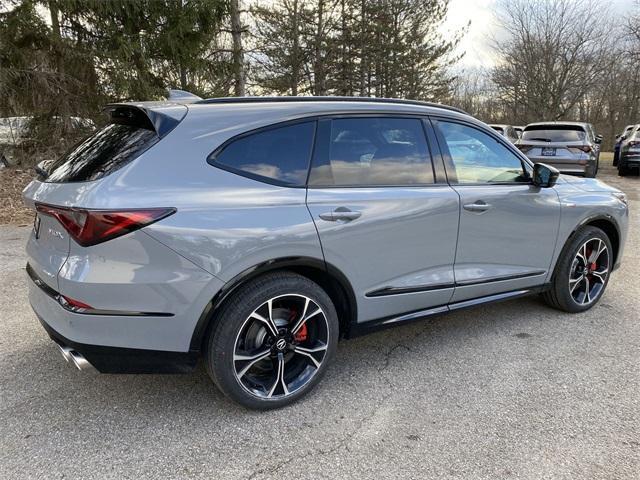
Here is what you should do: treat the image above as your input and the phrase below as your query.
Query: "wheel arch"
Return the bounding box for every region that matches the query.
[559,215,621,273]
[189,257,358,352]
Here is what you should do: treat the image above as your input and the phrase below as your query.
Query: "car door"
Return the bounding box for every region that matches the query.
[306,116,460,324]
[432,118,561,303]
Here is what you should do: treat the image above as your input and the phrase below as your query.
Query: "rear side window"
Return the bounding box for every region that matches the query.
[45,109,158,183]
[308,117,434,186]
[522,125,586,142]
[211,122,315,186]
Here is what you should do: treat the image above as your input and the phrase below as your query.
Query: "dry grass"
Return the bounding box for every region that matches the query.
[0,168,35,226]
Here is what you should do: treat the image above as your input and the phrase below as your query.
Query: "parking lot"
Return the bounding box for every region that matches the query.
[0,163,638,480]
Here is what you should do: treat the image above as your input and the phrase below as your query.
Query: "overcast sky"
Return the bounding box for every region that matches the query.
[444,0,637,69]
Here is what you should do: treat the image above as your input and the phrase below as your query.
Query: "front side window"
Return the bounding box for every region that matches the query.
[212,121,315,186]
[437,121,528,184]
[308,117,433,186]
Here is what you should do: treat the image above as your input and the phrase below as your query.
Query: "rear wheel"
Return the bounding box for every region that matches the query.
[543,226,611,313]
[206,272,339,410]
[618,162,628,176]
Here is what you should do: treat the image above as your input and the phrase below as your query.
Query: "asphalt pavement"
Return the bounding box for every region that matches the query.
[1,164,638,479]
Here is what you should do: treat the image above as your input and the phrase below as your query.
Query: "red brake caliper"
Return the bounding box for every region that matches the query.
[294,323,308,342]
[289,309,309,342]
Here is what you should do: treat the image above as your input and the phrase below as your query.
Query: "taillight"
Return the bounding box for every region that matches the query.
[35,203,176,247]
[569,145,592,153]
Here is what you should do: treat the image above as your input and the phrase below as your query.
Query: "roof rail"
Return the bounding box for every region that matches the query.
[195,96,467,114]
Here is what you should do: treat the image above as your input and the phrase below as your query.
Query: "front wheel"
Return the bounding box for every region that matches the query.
[543,226,612,313]
[206,272,339,410]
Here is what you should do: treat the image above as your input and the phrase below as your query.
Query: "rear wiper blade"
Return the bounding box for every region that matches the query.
[529,137,551,142]
[34,161,49,179]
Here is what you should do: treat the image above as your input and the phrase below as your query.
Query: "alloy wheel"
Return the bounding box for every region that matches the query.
[569,238,610,305]
[232,294,329,399]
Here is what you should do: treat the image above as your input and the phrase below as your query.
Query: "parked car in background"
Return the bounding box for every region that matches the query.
[23,96,628,409]
[614,124,637,167]
[516,122,601,177]
[489,124,520,143]
[618,124,640,176]
[514,126,524,138]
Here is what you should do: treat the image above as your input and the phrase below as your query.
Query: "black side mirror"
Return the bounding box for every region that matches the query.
[533,163,559,188]
[595,135,603,144]
[615,134,621,140]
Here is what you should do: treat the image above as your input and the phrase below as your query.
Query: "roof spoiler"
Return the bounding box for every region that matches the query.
[103,103,188,138]
[166,89,202,102]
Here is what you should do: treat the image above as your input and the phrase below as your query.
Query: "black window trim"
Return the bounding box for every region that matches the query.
[207,118,318,188]
[430,115,535,187]
[306,113,440,189]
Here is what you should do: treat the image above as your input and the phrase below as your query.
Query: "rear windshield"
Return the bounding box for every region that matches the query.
[522,125,586,142]
[44,109,158,183]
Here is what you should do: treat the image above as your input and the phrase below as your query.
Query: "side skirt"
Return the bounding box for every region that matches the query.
[347,285,550,338]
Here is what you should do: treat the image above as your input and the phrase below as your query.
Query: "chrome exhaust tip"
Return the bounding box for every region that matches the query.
[57,344,93,371]
[58,344,73,363]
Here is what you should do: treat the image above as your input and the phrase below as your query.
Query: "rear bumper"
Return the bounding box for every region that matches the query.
[526,156,593,174]
[37,313,198,374]
[27,266,210,373]
[620,153,640,165]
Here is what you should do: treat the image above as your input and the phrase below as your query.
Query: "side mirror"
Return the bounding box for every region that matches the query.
[532,163,559,188]
[615,134,621,140]
[595,135,603,144]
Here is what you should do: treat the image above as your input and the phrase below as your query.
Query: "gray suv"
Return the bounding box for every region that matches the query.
[23,96,629,409]
[517,122,602,177]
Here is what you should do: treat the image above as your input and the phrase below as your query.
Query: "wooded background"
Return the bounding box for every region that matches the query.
[1,0,639,165]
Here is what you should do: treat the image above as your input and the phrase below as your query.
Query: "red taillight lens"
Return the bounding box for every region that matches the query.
[35,204,175,247]
[569,145,592,153]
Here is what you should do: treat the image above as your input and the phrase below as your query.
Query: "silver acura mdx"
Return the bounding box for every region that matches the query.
[23,95,629,409]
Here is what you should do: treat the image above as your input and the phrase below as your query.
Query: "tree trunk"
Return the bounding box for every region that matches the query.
[291,0,299,96]
[313,0,326,95]
[231,0,245,96]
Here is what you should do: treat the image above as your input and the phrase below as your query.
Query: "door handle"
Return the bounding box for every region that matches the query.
[463,201,492,213]
[319,208,362,222]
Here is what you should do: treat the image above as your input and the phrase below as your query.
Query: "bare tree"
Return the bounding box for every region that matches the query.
[491,0,613,123]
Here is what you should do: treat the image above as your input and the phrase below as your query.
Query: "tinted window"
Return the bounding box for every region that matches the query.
[309,117,433,186]
[45,121,158,183]
[522,125,586,142]
[213,122,315,186]
[438,121,527,184]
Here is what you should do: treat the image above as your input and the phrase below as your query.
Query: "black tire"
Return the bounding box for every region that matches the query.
[618,163,628,176]
[206,271,339,410]
[543,226,612,313]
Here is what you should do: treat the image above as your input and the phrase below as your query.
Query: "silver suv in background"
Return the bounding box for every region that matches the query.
[489,124,519,143]
[517,122,601,177]
[618,124,640,176]
[23,96,628,409]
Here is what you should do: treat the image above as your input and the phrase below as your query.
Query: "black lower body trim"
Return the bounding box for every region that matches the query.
[37,314,198,374]
[348,284,550,338]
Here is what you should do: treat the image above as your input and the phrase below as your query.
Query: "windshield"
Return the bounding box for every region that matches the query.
[522,125,586,142]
